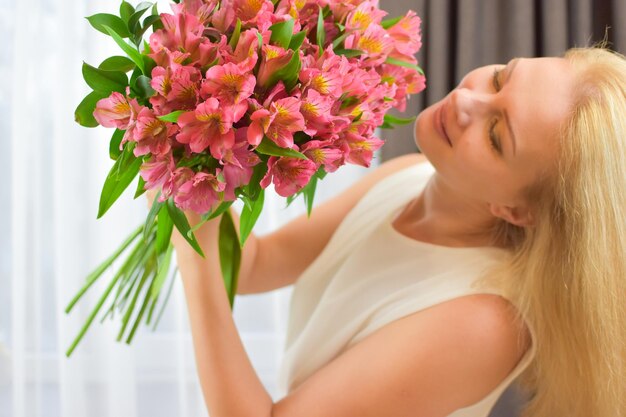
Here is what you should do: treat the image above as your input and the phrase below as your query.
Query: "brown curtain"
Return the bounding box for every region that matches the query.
[380,0,626,160]
[377,1,625,416]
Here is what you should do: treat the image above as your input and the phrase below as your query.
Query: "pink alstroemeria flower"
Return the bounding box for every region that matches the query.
[93,91,142,130]
[139,153,176,190]
[247,97,305,148]
[149,12,219,67]
[210,0,236,32]
[344,24,394,66]
[257,44,298,89]
[171,0,217,25]
[386,10,423,58]
[150,64,202,115]
[260,156,317,197]
[299,88,335,136]
[160,166,195,202]
[301,140,343,173]
[174,170,226,214]
[220,128,262,201]
[232,0,275,26]
[133,108,179,157]
[344,1,388,32]
[176,98,235,158]
[299,47,347,98]
[338,131,384,168]
[225,28,261,72]
[202,62,256,123]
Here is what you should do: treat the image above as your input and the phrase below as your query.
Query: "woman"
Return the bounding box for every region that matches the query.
[147,45,626,417]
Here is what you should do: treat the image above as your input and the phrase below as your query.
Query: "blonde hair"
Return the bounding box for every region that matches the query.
[476,44,626,417]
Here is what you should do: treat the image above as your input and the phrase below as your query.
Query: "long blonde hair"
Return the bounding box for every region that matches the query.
[476,44,626,417]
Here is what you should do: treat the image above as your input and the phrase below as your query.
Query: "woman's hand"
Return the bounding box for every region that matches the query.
[144,187,222,264]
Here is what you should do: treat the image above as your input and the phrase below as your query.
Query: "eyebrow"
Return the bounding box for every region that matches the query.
[502,58,519,157]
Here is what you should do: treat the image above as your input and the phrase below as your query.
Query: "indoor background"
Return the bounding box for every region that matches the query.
[1,0,623,416]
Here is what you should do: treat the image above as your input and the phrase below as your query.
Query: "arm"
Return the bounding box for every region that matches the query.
[238,152,429,294]
[145,154,530,417]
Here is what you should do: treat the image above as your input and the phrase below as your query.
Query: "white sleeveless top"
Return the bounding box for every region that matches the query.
[276,161,537,417]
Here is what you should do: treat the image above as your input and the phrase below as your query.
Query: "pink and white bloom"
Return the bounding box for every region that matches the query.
[150,64,202,115]
[160,166,195,202]
[338,131,384,168]
[260,155,317,197]
[247,97,305,148]
[139,153,176,190]
[132,108,179,157]
[174,170,226,214]
[344,1,388,32]
[344,24,394,66]
[301,140,344,173]
[176,98,235,158]
[257,45,296,89]
[386,10,423,58]
[220,128,262,201]
[93,91,142,130]
[201,62,256,122]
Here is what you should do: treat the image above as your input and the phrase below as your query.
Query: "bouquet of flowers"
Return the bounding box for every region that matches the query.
[65,0,425,357]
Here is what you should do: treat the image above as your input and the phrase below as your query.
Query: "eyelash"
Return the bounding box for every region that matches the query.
[489,67,504,154]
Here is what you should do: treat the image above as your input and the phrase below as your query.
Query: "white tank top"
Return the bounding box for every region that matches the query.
[277,161,537,417]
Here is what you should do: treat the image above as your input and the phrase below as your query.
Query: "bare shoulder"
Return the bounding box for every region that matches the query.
[271,294,532,417]
[239,152,430,294]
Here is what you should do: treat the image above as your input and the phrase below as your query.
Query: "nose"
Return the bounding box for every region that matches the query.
[449,88,492,129]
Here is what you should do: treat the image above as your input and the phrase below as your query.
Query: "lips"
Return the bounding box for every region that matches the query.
[434,103,452,147]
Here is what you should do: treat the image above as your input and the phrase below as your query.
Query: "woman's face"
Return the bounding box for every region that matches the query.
[414,57,577,220]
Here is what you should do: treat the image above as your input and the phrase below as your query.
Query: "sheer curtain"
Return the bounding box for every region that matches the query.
[0,0,377,416]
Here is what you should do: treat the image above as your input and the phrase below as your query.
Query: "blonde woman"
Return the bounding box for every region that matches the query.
[147,45,626,417]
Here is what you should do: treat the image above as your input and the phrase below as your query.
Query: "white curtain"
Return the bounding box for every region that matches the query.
[0,1,378,416]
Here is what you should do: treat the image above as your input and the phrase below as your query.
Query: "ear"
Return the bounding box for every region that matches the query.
[489,203,536,228]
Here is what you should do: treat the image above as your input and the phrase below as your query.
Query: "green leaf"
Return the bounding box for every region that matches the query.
[378,121,394,129]
[255,137,308,159]
[120,1,135,24]
[334,49,363,58]
[99,56,136,72]
[381,16,402,29]
[151,243,174,302]
[156,110,186,123]
[218,210,241,308]
[109,128,125,160]
[86,13,131,38]
[144,190,163,241]
[151,3,164,31]
[316,5,325,55]
[117,259,152,342]
[74,90,108,128]
[383,113,416,125]
[331,31,350,50]
[150,265,177,331]
[228,18,242,51]
[165,198,205,258]
[269,18,294,49]
[134,175,147,199]
[82,62,128,95]
[97,143,143,218]
[155,204,174,255]
[289,30,306,51]
[264,47,301,92]
[239,189,264,247]
[64,224,143,314]
[134,75,156,98]
[302,172,318,218]
[128,2,153,33]
[138,14,162,38]
[102,25,146,74]
[384,56,424,75]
